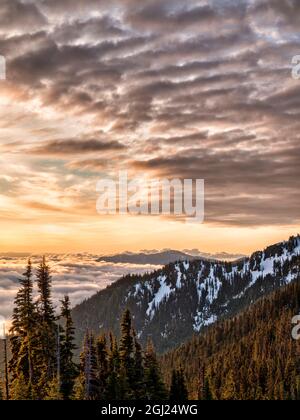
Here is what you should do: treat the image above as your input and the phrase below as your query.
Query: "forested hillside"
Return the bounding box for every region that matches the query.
[162,280,300,400]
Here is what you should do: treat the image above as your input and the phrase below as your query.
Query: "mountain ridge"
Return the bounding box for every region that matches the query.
[97,250,246,265]
[72,235,300,353]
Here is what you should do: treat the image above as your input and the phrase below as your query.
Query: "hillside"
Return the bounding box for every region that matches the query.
[161,280,300,400]
[98,250,196,265]
[72,235,300,353]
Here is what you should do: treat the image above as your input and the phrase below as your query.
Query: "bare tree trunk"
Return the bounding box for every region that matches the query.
[57,325,61,391]
[3,336,9,400]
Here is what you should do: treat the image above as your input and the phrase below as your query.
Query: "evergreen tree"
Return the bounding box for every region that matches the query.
[36,256,55,323]
[203,377,213,400]
[96,334,109,399]
[169,368,188,400]
[0,380,3,400]
[106,334,121,400]
[9,260,36,398]
[132,334,146,399]
[44,377,63,400]
[144,340,167,400]
[60,296,77,400]
[119,309,135,399]
[10,373,34,400]
[75,331,98,400]
[35,256,57,391]
[169,370,179,400]
[222,370,237,400]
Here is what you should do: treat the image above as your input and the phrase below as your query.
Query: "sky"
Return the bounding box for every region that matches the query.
[0,0,300,254]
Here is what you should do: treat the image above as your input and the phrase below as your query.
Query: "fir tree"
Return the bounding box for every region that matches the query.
[9,374,33,400]
[35,256,57,390]
[106,334,121,400]
[144,340,167,400]
[96,334,109,400]
[75,331,98,400]
[169,370,179,400]
[44,377,63,400]
[119,310,135,399]
[203,377,213,400]
[59,296,77,400]
[169,368,188,400]
[9,260,36,398]
[132,334,146,399]
[36,257,55,323]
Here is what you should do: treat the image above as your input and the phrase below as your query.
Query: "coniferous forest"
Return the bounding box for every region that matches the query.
[0,258,184,400]
[0,257,299,400]
[162,280,300,400]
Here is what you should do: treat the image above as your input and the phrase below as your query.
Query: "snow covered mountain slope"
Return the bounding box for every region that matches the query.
[72,235,300,353]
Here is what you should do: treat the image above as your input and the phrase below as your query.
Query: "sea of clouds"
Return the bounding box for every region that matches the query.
[0,254,158,320]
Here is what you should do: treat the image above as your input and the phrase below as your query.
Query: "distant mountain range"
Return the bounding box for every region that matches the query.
[98,250,246,265]
[72,235,300,353]
[0,250,245,263]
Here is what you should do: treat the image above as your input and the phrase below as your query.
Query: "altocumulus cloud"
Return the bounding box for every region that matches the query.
[0,0,299,227]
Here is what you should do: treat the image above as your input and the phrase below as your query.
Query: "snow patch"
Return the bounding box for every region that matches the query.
[146,275,172,320]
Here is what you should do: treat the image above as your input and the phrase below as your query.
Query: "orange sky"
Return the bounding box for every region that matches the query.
[0,214,298,255]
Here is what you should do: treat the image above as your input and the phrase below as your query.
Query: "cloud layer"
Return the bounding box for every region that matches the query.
[0,253,158,319]
[0,0,299,234]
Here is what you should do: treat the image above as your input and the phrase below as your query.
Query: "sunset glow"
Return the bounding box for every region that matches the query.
[0,0,299,255]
